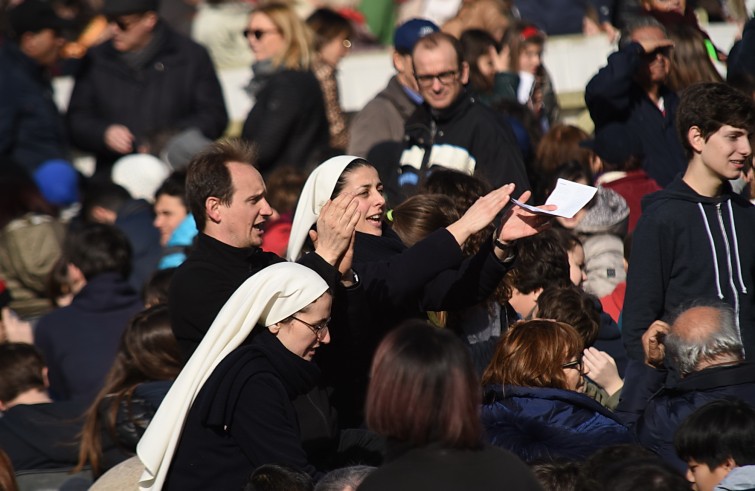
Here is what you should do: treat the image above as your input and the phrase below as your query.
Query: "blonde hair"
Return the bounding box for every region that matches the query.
[253,2,315,70]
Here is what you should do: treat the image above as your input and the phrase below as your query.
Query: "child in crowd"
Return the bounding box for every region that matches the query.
[505,228,571,320]
[500,22,559,130]
[552,228,587,288]
[675,399,755,491]
[549,161,630,298]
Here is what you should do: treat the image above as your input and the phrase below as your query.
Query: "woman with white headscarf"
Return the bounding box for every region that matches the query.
[287,155,553,427]
[137,262,333,490]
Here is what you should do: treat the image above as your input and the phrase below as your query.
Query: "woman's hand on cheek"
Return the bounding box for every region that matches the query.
[313,193,360,267]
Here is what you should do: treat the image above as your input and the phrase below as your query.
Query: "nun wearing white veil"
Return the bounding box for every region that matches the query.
[285,155,554,427]
[137,262,332,490]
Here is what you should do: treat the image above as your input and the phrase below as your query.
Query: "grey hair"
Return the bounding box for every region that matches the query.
[665,300,744,376]
[618,17,667,50]
[314,466,376,491]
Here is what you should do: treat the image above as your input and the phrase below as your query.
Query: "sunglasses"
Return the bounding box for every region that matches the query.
[643,46,673,58]
[243,28,280,40]
[106,14,144,32]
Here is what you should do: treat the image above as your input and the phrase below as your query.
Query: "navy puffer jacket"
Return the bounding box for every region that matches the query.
[482,385,635,463]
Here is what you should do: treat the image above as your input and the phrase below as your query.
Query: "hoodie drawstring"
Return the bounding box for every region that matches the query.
[727,201,748,294]
[698,203,724,299]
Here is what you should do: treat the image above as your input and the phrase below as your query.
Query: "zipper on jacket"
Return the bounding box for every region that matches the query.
[420,119,437,173]
[716,203,742,335]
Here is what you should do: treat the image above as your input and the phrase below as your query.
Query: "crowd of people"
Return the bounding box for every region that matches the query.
[2,0,755,489]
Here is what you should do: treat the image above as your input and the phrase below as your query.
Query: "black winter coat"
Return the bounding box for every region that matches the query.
[169,233,339,360]
[164,329,323,490]
[0,42,68,172]
[397,92,531,202]
[319,226,511,427]
[0,400,87,471]
[242,69,330,174]
[96,380,173,474]
[617,362,755,473]
[66,22,227,169]
[358,442,542,491]
[585,42,686,187]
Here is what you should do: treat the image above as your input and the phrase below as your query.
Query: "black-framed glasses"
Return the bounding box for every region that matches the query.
[291,316,330,339]
[562,358,583,373]
[415,70,459,88]
[243,28,280,40]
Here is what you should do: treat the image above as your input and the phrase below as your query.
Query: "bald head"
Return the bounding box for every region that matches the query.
[666,303,743,376]
[671,306,723,343]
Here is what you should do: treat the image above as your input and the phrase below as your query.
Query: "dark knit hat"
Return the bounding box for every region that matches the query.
[103,0,159,16]
[6,0,70,39]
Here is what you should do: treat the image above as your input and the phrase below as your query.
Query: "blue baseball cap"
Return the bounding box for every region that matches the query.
[393,18,439,54]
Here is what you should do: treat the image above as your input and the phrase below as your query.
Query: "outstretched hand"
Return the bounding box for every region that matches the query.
[446,183,515,246]
[497,190,554,243]
[312,193,361,273]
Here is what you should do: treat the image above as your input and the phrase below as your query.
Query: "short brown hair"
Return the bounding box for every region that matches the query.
[535,124,592,178]
[676,82,755,160]
[504,228,571,295]
[265,166,306,214]
[412,31,464,71]
[390,194,459,247]
[482,319,583,389]
[0,343,46,404]
[536,285,601,348]
[366,321,483,449]
[306,8,353,52]
[186,139,256,231]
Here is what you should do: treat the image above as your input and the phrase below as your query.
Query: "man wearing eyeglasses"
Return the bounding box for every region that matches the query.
[397,32,530,204]
[0,0,70,174]
[348,18,439,204]
[585,17,685,188]
[66,0,228,179]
